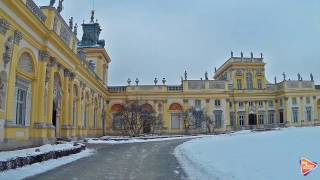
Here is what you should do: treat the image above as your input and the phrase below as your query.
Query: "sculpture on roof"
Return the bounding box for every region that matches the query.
[274,76,277,84]
[57,0,64,13]
[184,70,187,80]
[231,51,234,57]
[310,73,314,82]
[298,73,301,81]
[50,0,56,6]
[205,71,208,80]
[282,72,286,81]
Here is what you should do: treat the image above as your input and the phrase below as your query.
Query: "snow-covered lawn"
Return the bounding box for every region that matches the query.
[0,149,95,180]
[0,142,83,162]
[175,127,320,180]
[86,135,215,144]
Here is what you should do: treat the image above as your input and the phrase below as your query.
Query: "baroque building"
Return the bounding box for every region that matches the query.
[0,0,320,150]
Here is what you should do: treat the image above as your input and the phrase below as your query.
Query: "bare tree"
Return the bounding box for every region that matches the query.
[182,107,214,134]
[113,101,159,137]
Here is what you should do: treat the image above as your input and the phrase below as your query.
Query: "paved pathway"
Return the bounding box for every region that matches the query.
[26,140,188,180]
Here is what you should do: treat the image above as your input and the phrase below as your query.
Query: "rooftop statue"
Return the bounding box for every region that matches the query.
[310,73,314,82]
[184,70,187,80]
[205,71,208,80]
[57,0,64,13]
[282,72,286,81]
[49,0,56,6]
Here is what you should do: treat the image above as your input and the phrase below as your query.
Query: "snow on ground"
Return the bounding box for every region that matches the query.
[86,135,218,144]
[0,148,95,180]
[174,127,320,180]
[0,143,81,162]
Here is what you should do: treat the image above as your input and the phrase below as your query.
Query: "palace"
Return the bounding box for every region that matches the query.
[0,0,320,150]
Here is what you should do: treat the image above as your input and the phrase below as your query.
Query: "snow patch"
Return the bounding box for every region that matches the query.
[175,127,320,180]
[0,149,95,180]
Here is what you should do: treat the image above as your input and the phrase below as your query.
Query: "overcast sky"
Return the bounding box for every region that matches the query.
[35,0,320,86]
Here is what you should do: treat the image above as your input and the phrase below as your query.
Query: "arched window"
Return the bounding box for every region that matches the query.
[169,103,183,129]
[14,52,34,126]
[84,93,90,128]
[18,52,33,73]
[111,104,125,130]
[93,98,98,128]
[246,72,253,90]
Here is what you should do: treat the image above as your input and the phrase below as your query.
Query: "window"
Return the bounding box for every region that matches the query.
[73,100,77,127]
[230,112,235,127]
[292,97,297,105]
[195,100,201,109]
[237,79,242,90]
[14,78,31,126]
[306,97,311,104]
[268,101,274,108]
[214,99,221,106]
[280,99,283,107]
[239,102,244,108]
[249,102,253,107]
[229,102,233,108]
[239,114,245,126]
[292,107,299,123]
[112,113,122,130]
[93,108,97,128]
[258,101,263,108]
[246,72,253,90]
[73,86,78,127]
[258,114,264,124]
[16,88,27,125]
[306,107,312,121]
[268,111,275,124]
[214,110,222,128]
[257,79,262,89]
[171,113,181,129]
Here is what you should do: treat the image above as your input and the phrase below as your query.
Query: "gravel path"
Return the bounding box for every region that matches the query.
[26,140,188,180]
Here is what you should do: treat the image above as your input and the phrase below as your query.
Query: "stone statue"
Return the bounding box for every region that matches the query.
[181,76,183,82]
[74,23,78,35]
[282,72,286,81]
[298,73,301,81]
[91,10,95,23]
[127,78,131,86]
[50,0,56,6]
[215,67,217,72]
[274,76,277,84]
[69,17,73,30]
[154,77,158,85]
[184,70,187,80]
[260,53,263,58]
[231,51,234,57]
[241,52,243,59]
[205,71,208,80]
[250,52,253,59]
[57,0,64,13]
[135,78,139,86]
[310,73,314,82]
[3,37,13,68]
[162,78,166,85]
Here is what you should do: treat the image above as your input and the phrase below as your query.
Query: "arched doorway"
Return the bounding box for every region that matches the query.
[52,73,62,137]
[248,114,257,125]
[141,104,155,134]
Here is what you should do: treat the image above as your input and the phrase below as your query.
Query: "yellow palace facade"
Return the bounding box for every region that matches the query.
[1,0,320,150]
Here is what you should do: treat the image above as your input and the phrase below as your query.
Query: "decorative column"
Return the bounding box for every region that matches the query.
[35,51,50,126]
[225,99,230,131]
[46,58,55,138]
[61,68,70,137]
[68,72,75,137]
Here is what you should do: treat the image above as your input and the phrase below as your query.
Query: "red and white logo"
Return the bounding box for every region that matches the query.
[300,157,318,176]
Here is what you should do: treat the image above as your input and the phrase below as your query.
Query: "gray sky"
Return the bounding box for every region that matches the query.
[35,0,320,85]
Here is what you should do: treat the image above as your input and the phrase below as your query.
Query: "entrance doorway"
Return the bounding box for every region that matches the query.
[52,101,60,137]
[143,120,151,134]
[248,114,257,125]
[279,111,284,124]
